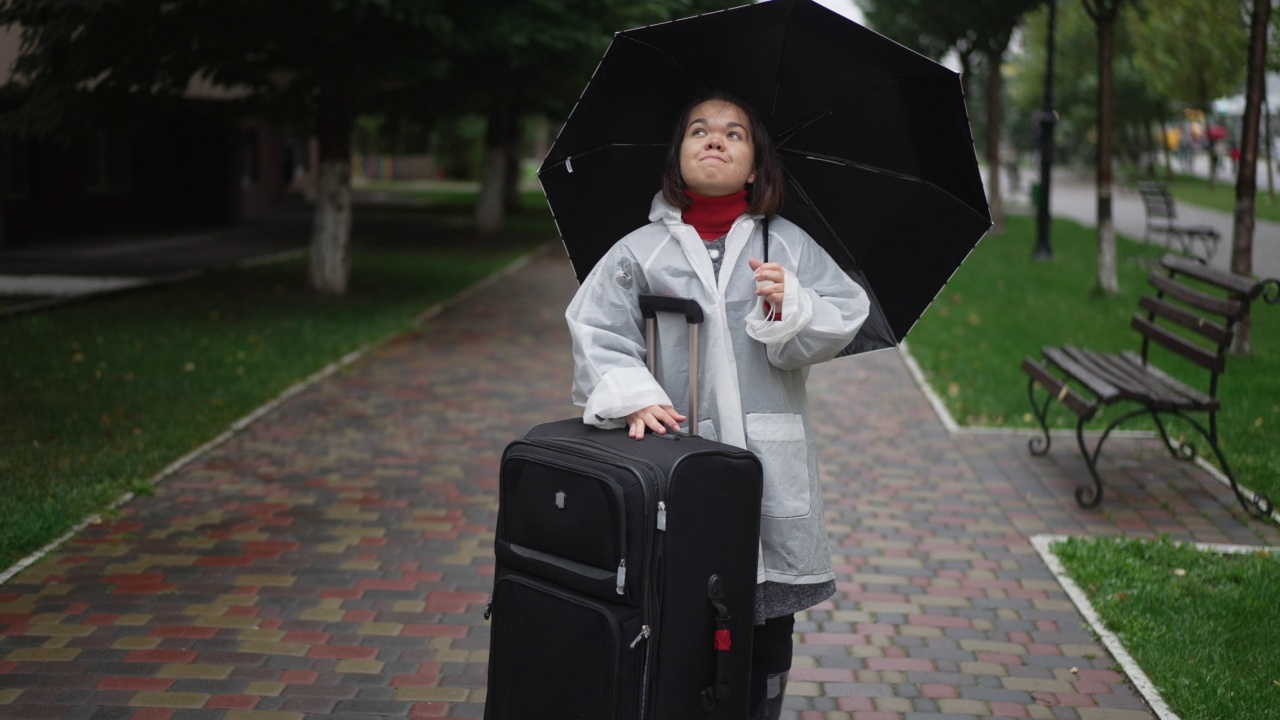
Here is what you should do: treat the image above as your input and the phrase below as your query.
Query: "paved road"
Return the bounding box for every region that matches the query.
[1,249,1273,720]
[1002,165,1280,279]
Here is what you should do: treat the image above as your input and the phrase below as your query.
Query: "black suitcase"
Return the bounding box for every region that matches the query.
[484,295,764,720]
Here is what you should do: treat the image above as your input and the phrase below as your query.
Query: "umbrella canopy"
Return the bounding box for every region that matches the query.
[538,0,990,355]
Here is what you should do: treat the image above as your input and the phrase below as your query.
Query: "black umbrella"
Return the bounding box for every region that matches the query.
[537,0,991,355]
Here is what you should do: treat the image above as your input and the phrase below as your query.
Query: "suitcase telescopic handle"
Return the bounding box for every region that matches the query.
[638,294,703,436]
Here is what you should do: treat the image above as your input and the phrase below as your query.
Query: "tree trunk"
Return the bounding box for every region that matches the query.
[1266,90,1274,204]
[985,49,1004,236]
[1160,118,1173,183]
[476,99,516,235]
[1094,9,1118,295]
[504,143,522,215]
[309,91,354,295]
[1231,0,1271,353]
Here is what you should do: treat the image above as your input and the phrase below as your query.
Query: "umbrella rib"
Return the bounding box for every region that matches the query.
[775,72,950,146]
[614,33,709,94]
[538,143,668,175]
[766,0,799,124]
[783,167,897,347]
[781,149,990,225]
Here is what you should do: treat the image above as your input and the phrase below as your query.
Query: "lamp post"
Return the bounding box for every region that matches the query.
[1033,0,1057,261]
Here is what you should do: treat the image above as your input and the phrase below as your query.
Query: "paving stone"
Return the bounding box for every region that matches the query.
[4,253,1276,719]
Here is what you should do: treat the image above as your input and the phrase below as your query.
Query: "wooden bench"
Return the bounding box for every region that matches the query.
[1020,254,1279,518]
[1137,181,1221,261]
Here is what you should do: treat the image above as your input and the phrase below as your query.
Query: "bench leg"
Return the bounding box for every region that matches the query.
[1026,376,1053,456]
[1156,410,1275,520]
[1074,407,1150,509]
[1073,413,1105,508]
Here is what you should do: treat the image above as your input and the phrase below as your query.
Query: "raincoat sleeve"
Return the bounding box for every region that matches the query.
[566,246,673,428]
[745,226,869,371]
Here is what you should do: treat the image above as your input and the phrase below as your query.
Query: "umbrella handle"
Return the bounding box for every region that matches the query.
[762,215,770,264]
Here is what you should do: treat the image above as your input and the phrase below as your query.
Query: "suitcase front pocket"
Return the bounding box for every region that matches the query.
[499,451,634,600]
[486,573,643,720]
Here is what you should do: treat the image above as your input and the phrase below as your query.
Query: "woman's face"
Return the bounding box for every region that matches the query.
[679,100,756,198]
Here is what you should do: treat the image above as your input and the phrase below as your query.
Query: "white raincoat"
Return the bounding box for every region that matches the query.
[566,193,871,586]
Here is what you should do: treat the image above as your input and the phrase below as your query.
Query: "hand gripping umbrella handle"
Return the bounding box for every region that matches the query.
[638,294,703,435]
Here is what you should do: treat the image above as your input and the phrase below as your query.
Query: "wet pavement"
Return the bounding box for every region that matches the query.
[1,247,1275,720]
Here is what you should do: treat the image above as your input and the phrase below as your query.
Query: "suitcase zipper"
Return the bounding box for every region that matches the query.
[513,437,666,718]
[504,448,630,591]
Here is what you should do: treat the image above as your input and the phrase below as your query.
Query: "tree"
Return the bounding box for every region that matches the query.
[973,1,1045,236]
[453,0,738,235]
[1232,0,1271,353]
[1082,0,1124,295]
[0,0,450,296]
[857,1,1045,236]
[1129,0,1247,190]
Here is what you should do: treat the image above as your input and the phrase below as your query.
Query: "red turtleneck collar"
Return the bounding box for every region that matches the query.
[683,190,748,240]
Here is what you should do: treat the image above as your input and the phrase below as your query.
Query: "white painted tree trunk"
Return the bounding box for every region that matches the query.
[309,160,352,295]
[476,146,506,235]
[1097,210,1118,295]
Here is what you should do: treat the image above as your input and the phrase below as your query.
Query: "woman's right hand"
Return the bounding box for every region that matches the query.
[625,405,687,440]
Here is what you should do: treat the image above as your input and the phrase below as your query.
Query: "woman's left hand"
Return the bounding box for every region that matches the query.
[749,257,784,310]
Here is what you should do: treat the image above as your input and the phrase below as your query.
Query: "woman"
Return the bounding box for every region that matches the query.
[565,91,870,719]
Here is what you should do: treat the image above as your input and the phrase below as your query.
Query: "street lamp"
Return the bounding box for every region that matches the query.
[1033,0,1057,261]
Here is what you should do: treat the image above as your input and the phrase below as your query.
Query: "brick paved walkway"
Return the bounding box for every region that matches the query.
[1,250,1275,720]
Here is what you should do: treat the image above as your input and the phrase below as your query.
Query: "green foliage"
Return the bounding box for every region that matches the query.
[907,214,1280,506]
[1054,537,1280,720]
[1129,0,1247,112]
[1009,1,1167,166]
[0,0,452,138]
[0,0,737,140]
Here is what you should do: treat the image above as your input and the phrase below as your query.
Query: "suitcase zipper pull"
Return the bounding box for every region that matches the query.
[615,559,627,595]
[656,501,667,531]
[629,625,651,649]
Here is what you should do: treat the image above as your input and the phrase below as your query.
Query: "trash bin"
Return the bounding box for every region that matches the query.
[1030,182,1041,208]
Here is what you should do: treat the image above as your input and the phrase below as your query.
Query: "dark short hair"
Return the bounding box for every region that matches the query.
[660,90,785,216]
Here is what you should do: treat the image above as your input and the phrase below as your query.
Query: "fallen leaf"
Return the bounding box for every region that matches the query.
[1256,417,1265,428]
[71,352,85,363]
[947,382,960,398]
[1115,591,1128,601]
[1173,568,1187,577]
[183,362,195,372]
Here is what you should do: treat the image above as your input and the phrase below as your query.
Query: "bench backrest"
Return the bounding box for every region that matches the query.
[1137,181,1176,221]
[1133,254,1275,398]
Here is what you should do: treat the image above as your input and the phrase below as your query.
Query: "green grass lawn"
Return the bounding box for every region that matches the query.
[1156,172,1280,223]
[1052,536,1280,720]
[0,201,550,571]
[907,214,1280,509]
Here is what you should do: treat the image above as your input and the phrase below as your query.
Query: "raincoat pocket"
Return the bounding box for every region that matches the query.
[745,413,810,519]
